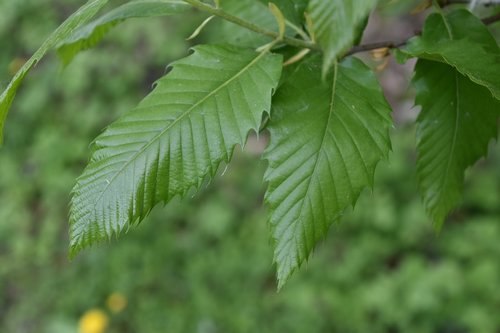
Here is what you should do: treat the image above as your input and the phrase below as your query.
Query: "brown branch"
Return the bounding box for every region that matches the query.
[482,12,500,25]
[345,41,408,56]
[345,12,500,57]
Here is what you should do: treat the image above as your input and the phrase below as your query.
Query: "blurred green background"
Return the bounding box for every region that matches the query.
[1,1,500,332]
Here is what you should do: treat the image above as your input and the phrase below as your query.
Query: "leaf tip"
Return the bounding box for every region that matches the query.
[68,242,81,260]
[276,264,294,291]
[431,212,446,233]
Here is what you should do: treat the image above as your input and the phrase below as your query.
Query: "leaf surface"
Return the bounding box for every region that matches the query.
[257,0,307,25]
[402,9,500,100]
[57,1,190,66]
[70,44,282,256]
[308,0,377,75]
[414,60,500,228]
[264,56,392,287]
[218,0,301,47]
[0,0,108,144]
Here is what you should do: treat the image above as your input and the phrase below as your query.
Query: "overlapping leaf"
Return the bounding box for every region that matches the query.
[57,1,190,66]
[264,56,392,287]
[402,9,500,100]
[308,0,377,75]
[0,0,108,144]
[70,44,282,256]
[218,0,302,47]
[414,60,500,228]
[257,0,307,25]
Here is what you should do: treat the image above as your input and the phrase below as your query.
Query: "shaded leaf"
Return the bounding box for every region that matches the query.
[258,0,308,25]
[402,9,500,100]
[414,60,500,228]
[70,44,282,256]
[57,1,190,66]
[308,0,377,75]
[264,55,392,287]
[0,0,109,144]
[218,0,301,47]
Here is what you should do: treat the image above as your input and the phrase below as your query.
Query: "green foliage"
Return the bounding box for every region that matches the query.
[398,8,500,226]
[413,60,500,228]
[218,0,280,47]
[1,0,500,287]
[308,0,377,74]
[402,9,500,99]
[218,0,304,47]
[57,1,190,66]
[265,56,392,286]
[70,44,282,256]
[259,0,307,25]
[0,0,108,143]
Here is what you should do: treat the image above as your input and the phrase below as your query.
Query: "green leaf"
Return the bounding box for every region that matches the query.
[353,15,370,46]
[377,0,422,15]
[218,0,300,47]
[218,0,276,47]
[69,44,282,256]
[414,60,500,228]
[264,55,392,287]
[0,0,108,144]
[308,0,378,75]
[257,0,307,25]
[57,1,190,66]
[402,9,500,100]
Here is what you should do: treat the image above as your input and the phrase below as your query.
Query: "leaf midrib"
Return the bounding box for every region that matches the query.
[293,61,339,250]
[437,71,460,207]
[92,49,271,210]
[434,13,460,208]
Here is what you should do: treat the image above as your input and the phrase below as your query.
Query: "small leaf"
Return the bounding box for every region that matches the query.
[0,0,109,144]
[308,0,378,75]
[401,9,500,100]
[414,60,500,228]
[57,1,190,66]
[70,44,282,256]
[264,55,392,287]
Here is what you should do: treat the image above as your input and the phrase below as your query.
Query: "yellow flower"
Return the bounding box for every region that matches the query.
[106,292,128,314]
[79,309,109,333]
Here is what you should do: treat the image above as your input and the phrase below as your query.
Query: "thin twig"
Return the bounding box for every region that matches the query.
[345,41,407,56]
[345,12,500,56]
[182,0,500,57]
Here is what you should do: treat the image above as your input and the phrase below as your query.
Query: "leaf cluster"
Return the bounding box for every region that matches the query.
[1,0,499,287]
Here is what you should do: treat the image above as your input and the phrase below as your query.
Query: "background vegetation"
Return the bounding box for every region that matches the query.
[1,0,500,332]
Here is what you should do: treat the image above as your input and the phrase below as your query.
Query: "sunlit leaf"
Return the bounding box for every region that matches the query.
[70,44,282,256]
